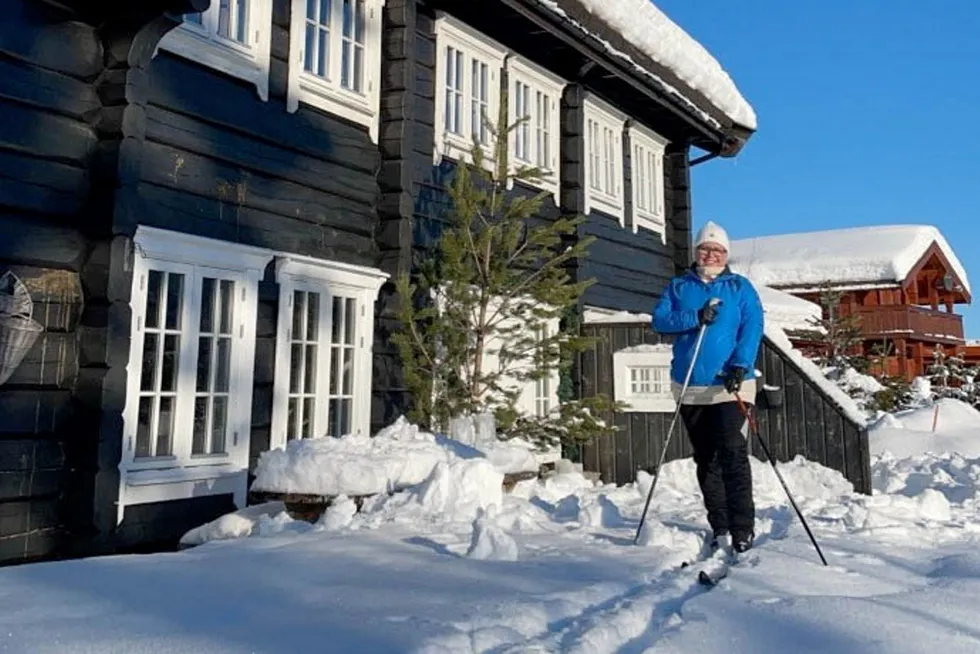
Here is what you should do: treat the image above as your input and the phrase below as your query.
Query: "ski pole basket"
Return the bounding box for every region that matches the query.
[0,271,44,386]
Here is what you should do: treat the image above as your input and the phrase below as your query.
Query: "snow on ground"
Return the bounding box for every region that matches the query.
[870,397,980,458]
[729,224,970,294]
[5,415,980,652]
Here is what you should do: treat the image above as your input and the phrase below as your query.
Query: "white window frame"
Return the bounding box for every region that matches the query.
[432,13,507,170]
[156,0,273,101]
[506,56,565,201]
[286,0,386,143]
[118,226,273,524]
[583,93,626,223]
[512,319,561,419]
[629,121,668,242]
[613,344,676,413]
[270,255,387,449]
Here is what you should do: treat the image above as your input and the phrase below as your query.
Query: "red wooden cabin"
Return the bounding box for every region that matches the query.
[729,225,971,381]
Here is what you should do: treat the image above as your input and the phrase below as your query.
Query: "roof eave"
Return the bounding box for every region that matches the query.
[509,0,755,157]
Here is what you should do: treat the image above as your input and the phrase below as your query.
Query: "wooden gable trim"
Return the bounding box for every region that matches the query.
[901,241,971,303]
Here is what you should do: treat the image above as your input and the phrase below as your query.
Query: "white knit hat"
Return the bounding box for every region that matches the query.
[694,220,730,252]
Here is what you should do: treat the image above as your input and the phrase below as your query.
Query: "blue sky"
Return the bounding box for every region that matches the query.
[655,0,980,337]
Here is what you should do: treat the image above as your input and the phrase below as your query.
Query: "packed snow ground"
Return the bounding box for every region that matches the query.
[4,415,980,653]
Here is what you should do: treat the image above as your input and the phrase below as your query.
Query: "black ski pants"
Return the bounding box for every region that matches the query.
[680,401,755,536]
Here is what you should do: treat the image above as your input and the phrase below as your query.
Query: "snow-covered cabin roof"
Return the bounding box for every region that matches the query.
[729,225,971,296]
[753,284,823,334]
[537,0,756,141]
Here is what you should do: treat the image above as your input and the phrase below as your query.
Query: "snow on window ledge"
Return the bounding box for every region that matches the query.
[613,344,676,413]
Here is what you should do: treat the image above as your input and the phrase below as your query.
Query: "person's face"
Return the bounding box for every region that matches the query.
[696,242,728,268]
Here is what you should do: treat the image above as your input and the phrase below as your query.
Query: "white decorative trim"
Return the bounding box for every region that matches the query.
[506,55,565,200]
[156,0,273,101]
[628,121,668,242]
[286,0,386,142]
[270,255,388,449]
[613,344,676,413]
[433,12,507,171]
[583,93,627,223]
[118,227,273,524]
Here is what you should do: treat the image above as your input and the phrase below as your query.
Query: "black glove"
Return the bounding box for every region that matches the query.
[698,299,720,325]
[724,367,745,393]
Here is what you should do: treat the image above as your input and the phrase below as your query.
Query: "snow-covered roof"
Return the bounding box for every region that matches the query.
[538,0,756,133]
[754,284,823,334]
[729,225,971,296]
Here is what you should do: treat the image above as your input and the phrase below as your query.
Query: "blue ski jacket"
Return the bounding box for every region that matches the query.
[652,266,765,387]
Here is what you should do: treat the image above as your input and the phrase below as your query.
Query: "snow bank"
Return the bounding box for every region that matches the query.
[582,305,651,324]
[729,224,970,294]
[870,398,980,458]
[538,0,756,130]
[251,416,542,497]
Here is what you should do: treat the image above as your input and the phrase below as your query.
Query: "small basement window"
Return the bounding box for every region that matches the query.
[157,0,274,101]
[613,344,675,412]
[583,93,627,223]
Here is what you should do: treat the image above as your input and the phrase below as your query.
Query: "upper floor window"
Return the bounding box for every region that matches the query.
[158,0,273,101]
[507,56,565,200]
[287,0,385,142]
[629,122,668,240]
[433,14,507,168]
[583,94,626,222]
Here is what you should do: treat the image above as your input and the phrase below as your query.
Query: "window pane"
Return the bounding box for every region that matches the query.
[145,271,163,329]
[211,396,228,454]
[217,0,231,38]
[183,12,203,24]
[304,23,316,72]
[292,290,306,340]
[342,347,353,394]
[290,343,303,393]
[332,296,344,343]
[354,0,365,42]
[165,273,183,330]
[304,344,318,393]
[161,334,180,392]
[302,398,315,438]
[235,0,248,43]
[341,41,351,88]
[306,292,320,337]
[317,28,329,77]
[344,298,356,344]
[219,280,234,335]
[156,396,175,457]
[329,345,339,395]
[136,397,153,458]
[140,333,158,392]
[193,397,209,454]
[287,398,299,441]
[215,338,231,393]
[200,277,215,333]
[196,337,212,392]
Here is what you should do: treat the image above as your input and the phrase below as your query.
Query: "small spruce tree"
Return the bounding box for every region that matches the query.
[391,100,622,451]
[806,281,865,371]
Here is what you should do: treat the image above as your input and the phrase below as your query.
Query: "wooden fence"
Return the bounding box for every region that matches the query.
[578,323,872,495]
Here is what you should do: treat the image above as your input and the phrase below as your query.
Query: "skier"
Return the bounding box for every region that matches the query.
[652,220,764,553]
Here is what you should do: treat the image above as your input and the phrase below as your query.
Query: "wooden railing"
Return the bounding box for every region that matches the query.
[853,305,964,343]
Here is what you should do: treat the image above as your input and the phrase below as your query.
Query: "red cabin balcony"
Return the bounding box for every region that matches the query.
[853,305,964,344]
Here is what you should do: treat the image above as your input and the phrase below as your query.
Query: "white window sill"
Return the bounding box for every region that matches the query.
[436,132,497,174]
[288,73,380,143]
[586,189,625,221]
[633,211,667,243]
[123,462,241,487]
[157,27,269,101]
[621,396,676,413]
[118,466,248,523]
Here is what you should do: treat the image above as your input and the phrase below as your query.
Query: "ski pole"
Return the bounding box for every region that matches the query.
[734,392,828,566]
[633,300,718,545]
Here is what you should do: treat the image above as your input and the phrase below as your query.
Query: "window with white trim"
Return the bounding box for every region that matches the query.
[433,14,506,167]
[506,56,565,199]
[286,0,385,142]
[613,344,675,412]
[157,0,273,101]
[119,227,272,521]
[629,122,668,240]
[583,94,626,222]
[271,255,387,448]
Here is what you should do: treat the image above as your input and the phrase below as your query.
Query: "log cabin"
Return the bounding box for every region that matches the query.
[0,0,869,565]
[729,225,971,381]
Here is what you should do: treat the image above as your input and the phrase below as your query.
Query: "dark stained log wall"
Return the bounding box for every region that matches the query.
[579,323,873,495]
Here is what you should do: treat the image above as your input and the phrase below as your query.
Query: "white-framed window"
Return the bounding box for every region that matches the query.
[286,0,385,142]
[270,255,387,448]
[506,56,565,200]
[118,226,273,523]
[583,93,626,222]
[613,344,675,412]
[433,13,507,168]
[157,0,273,101]
[629,122,668,241]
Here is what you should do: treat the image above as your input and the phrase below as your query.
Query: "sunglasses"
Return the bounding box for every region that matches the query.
[696,246,727,255]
